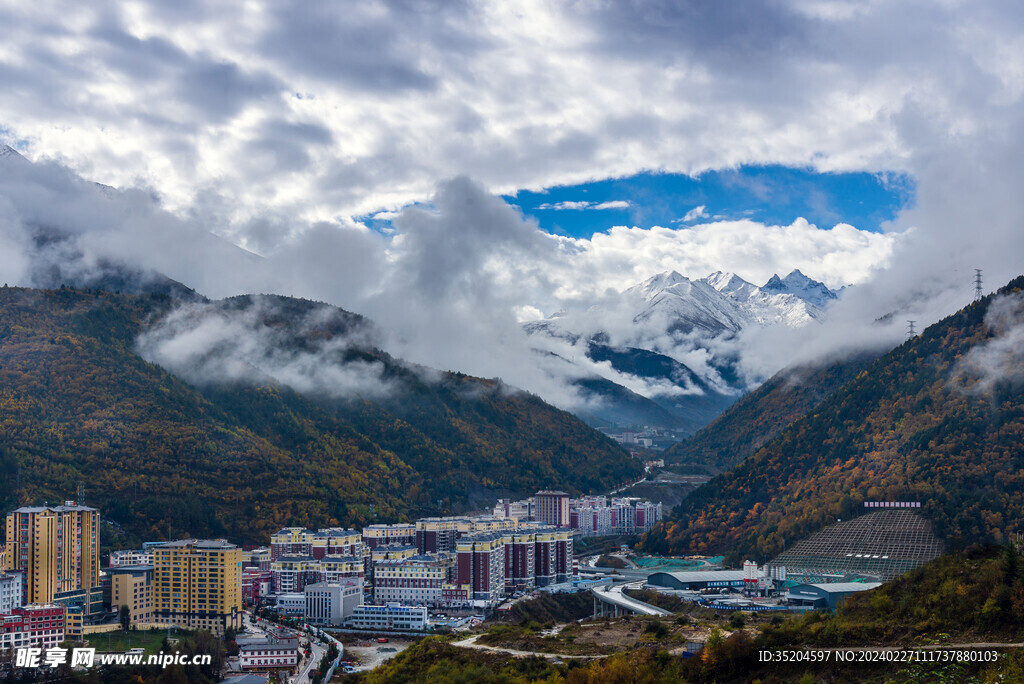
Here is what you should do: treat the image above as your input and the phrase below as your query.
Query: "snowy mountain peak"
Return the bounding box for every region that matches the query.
[633,270,688,294]
[762,270,837,309]
[704,271,757,298]
[627,270,696,302]
[0,144,27,163]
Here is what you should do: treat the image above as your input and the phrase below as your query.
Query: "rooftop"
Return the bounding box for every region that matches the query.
[160,539,237,549]
[802,582,883,593]
[11,503,98,514]
[313,528,360,538]
[650,570,746,583]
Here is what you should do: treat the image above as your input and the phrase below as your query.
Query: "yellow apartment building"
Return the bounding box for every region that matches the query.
[5,503,100,610]
[153,539,242,634]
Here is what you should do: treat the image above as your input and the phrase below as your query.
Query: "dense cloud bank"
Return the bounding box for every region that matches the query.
[3,1,1024,405]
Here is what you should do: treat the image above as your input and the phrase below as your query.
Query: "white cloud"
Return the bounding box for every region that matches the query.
[1,0,1024,411]
[953,292,1024,395]
[681,205,709,222]
[535,199,630,211]
[536,200,593,210]
[136,297,398,399]
[550,218,897,301]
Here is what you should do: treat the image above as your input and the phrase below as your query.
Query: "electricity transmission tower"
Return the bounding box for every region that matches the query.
[975,269,984,301]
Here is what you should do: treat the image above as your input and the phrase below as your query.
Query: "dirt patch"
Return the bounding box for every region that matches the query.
[344,638,413,672]
[477,616,727,656]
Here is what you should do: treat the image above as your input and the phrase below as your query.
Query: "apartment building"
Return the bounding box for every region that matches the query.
[534,527,573,586]
[108,565,154,626]
[153,539,242,634]
[270,527,367,561]
[0,572,23,613]
[311,528,364,559]
[534,491,570,528]
[269,528,313,559]
[415,518,465,554]
[242,547,272,571]
[109,549,154,567]
[456,533,505,602]
[271,554,365,593]
[5,503,101,616]
[0,604,65,650]
[505,531,537,592]
[374,554,454,606]
[362,524,416,550]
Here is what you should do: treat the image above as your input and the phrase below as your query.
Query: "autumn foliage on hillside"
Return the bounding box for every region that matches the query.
[0,287,639,543]
[665,351,880,472]
[643,275,1024,562]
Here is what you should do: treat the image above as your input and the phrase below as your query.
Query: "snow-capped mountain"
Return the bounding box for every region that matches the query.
[619,269,834,337]
[626,271,749,335]
[0,144,29,164]
[761,269,838,310]
[525,268,840,433]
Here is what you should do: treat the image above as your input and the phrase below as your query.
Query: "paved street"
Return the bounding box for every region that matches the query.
[291,637,325,684]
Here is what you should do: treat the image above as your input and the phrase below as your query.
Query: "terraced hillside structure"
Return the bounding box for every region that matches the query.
[769,509,945,582]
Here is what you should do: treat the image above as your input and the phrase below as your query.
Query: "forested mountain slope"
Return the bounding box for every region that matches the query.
[643,276,1024,562]
[665,351,881,472]
[0,287,640,543]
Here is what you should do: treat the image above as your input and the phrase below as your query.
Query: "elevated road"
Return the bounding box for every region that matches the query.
[592,580,671,618]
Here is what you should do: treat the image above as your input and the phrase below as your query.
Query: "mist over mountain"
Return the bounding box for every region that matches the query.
[0,145,909,436]
[523,268,841,431]
[0,286,640,541]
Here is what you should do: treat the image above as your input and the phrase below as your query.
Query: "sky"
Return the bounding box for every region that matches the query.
[2,0,1024,407]
[360,166,914,242]
[506,167,914,240]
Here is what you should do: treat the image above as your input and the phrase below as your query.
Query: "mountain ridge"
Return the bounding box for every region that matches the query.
[642,275,1024,563]
[525,268,840,431]
[0,286,641,543]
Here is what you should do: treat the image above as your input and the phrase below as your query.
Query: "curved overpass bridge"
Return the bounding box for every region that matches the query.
[592,580,672,618]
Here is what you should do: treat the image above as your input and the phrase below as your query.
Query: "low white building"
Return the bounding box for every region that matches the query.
[274,593,305,615]
[108,549,154,567]
[344,603,427,631]
[305,581,363,626]
[0,573,23,613]
[238,640,298,672]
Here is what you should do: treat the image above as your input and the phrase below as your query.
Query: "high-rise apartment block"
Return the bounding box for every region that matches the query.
[153,539,242,634]
[415,518,464,554]
[533,527,573,586]
[5,502,101,617]
[534,491,570,528]
[456,533,506,602]
[505,531,537,592]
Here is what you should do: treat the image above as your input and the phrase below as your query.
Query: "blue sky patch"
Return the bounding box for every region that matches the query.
[504,166,915,239]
